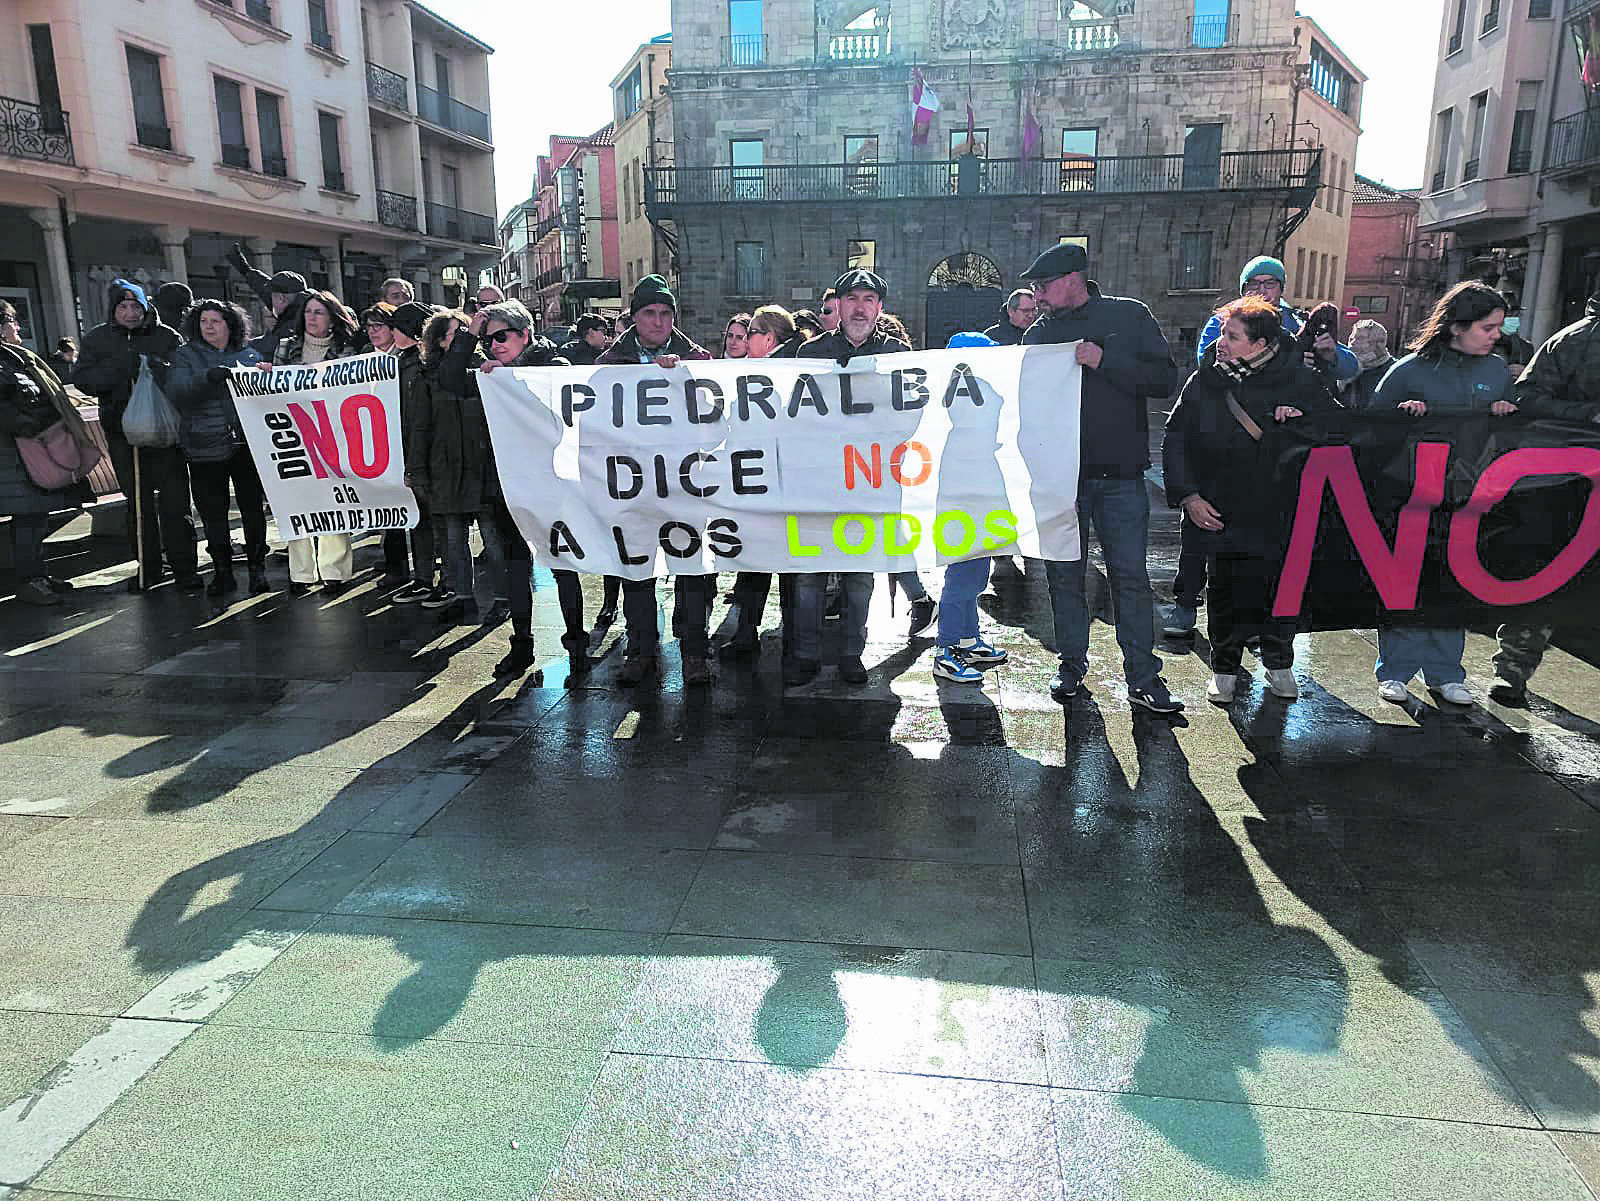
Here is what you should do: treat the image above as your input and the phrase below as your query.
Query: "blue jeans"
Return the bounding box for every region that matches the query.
[937,557,991,645]
[792,571,872,663]
[1043,478,1161,689]
[442,512,505,600]
[893,570,928,602]
[1376,627,1466,686]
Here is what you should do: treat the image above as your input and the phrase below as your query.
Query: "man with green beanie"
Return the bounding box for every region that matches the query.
[598,274,717,688]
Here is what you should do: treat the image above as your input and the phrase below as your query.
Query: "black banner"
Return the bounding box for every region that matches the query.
[1265,414,1600,631]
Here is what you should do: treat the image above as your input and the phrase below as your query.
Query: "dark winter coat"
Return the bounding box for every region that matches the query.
[596,326,712,365]
[795,328,911,364]
[1023,280,1178,479]
[983,318,1027,346]
[768,333,812,359]
[72,284,181,437]
[1162,335,1338,556]
[438,331,569,397]
[0,343,91,515]
[406,357,498,514]
[557,338,604,366]
[1513,297,1600,422]
[1342,358,1394,410]
[167,337,261,463]
[1373,347,1511,413]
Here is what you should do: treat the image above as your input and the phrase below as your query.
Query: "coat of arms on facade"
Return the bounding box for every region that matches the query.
[941,0,1013,49]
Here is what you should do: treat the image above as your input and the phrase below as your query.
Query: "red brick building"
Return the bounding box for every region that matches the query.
[1342,175,1447,350]
[525,125,622,328]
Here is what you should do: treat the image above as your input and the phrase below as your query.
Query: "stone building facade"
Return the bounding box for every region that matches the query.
[611,35,676,298]
[648,0,1360,353]
[0,0,498,350]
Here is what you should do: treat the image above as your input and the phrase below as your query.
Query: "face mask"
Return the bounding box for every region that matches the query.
[1501,317,1520,335]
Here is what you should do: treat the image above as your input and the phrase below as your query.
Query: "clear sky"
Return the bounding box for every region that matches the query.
[422,0,1443,218]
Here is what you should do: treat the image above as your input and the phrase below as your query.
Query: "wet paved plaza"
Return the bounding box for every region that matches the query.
[3,494,1600,1200]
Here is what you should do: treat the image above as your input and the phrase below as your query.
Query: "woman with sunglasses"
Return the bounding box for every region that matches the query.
[439,300,577,680]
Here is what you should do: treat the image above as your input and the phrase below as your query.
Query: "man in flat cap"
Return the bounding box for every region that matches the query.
[1021,242,1183,714]
[783,269,912,687]
[227,242,313,361]
[797,269,910,366]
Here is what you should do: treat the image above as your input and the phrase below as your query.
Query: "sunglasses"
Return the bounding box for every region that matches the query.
[485,328,524,345]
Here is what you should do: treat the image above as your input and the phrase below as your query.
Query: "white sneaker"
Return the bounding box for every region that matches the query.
[1265,667,1299,699]
[1431,681,1475,706]
[1207,673,1236,703]
[1377,679,1411,704]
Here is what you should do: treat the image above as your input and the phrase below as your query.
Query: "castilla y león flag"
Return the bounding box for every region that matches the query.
[911,69,939,146]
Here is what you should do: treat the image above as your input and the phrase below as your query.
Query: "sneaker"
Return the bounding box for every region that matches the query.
[1377,679,1412,704]
[391,582,432,604]
[784,658,820,687]
[953,635,1008,667]
[1049,670,1081,704]
[1265,667,1299,699]
[1162,604,1198,638]
[1207,672,1236,704]
[16,577,62,606]
[682,654,711,686]
[932,646,985,684]
[838,655,869,684]
[1129,677,1184,714]
[493,636,536,680]
[419,587,459,611]
[1431,681,1475,706]
[908,596,938,638]
[1488,675,1527,706]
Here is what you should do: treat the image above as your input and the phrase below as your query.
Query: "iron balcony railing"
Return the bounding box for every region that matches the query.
[534,266,563,290]
[0,94,73,165]
[1567,0,1600,22]
[376,189,418,230]
[533,212,561,240]
[723,34,765,65]
[415,84,490,142]
[646,149,1321,212]
[426,201,496,246]
[365,61,409,110]
[1545,109,1600,176]
[1189,11,1239,47]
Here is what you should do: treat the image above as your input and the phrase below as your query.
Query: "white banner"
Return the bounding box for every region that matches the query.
[229,353,418,541]
[478,344,1082,578]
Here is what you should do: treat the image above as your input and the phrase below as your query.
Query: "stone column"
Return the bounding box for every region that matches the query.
[156,225,189,285]
[244,236,276,272]
[324,243,345,298]
[1521,227,1545,341]
[1529,222,1566,347]
[27,206,79,344]
[410,264,431,304]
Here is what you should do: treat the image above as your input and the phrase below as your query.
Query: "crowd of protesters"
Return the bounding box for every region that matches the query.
[0,234,1592,714]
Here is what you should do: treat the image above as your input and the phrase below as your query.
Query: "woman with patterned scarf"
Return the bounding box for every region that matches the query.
[1163,294,1339,705]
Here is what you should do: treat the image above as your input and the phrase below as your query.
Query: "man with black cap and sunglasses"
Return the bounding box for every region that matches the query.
[227,243,313,362]
[596,275,717,687]
[783,268,911,688]
[1020,241,1183,715]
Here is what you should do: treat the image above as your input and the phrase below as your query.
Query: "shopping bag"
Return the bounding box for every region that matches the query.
[122,355,180,447]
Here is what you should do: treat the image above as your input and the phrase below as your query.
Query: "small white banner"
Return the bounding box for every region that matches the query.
[229,353,418,541]
[477,344,1081,579]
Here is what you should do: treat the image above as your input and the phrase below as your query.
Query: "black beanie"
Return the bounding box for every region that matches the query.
[629,274,675,315]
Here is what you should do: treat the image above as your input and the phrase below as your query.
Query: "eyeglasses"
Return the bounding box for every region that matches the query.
[1245,277,1282,289]
[486,328,523,345]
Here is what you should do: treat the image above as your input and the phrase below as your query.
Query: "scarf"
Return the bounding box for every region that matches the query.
[1214,340,1278,384]
[299,330,335,364]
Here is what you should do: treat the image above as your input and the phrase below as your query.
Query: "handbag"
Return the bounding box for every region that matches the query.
[16,420,102,491]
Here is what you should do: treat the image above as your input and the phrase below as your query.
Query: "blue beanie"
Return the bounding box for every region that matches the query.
[946,331,998,348]
[112,278,151,310]
[1238,256,1286,294]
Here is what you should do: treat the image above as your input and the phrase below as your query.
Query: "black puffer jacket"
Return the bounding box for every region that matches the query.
[1162,334,1339,556]
[796,329,911,364]
[72,283,181,437]
[405,354,499,514]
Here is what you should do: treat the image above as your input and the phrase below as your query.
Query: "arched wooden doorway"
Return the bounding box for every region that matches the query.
[924,251,1003,349]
